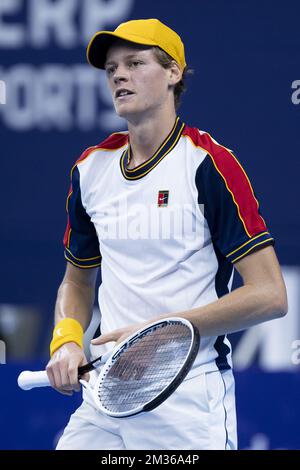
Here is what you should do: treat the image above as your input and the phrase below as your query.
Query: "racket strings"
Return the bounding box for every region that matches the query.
[97,323,192,412]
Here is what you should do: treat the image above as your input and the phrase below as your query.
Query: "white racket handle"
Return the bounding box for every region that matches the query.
[17,352,110,391]
[18,370,50,390]
[17,352,112,391]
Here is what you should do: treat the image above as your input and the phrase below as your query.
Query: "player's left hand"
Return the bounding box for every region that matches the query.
[91,323,145,347]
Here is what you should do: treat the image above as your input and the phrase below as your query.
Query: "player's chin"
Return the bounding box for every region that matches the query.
[114,101,141,119]
[115,104,133,117]
[117,108,150,124]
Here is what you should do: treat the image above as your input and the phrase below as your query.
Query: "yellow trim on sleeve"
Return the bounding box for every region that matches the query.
[226,232,269,258]
[65,254,101,269]
[232,238,273,263]
[65,247,101,262]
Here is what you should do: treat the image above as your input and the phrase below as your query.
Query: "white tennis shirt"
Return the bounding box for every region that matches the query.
[64,117,274,373]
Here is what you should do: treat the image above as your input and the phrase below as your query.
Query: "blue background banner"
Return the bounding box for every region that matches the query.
[0,0,299,449]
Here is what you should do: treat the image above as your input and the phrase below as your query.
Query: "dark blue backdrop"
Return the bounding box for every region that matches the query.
[0,0,299,450]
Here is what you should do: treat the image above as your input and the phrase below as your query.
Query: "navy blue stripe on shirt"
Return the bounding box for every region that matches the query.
[64,166,101,269]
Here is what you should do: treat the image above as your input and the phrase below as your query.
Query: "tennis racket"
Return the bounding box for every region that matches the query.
[18,317,200,418]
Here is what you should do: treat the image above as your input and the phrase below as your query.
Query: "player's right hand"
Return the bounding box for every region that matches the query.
[46,342,89,396]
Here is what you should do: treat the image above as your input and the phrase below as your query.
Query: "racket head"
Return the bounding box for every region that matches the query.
[91,317,200,418]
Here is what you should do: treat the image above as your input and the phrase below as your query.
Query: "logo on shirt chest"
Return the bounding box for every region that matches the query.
[157,190,169,207]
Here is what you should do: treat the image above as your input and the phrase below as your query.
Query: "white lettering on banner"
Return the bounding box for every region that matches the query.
[291,80,300,105]
[1,65,36,130]
[0,65,125,131]
[75,68,120,131]
[233,266,300,371]
[0,80,6,104]
[81,0,134,44]
[0,0,24,48]
[29,0,78,48]
[35,65,73,130]
[0,0,134,48]
[75,66,99,130]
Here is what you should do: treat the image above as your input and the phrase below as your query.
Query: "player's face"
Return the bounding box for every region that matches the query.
[105,41,176,120]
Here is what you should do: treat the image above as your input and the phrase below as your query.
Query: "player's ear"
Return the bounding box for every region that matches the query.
[167,61,182,87]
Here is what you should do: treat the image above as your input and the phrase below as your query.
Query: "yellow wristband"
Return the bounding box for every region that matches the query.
[50,318,84,357]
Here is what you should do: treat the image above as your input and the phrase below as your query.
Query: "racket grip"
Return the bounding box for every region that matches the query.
[18,370,50,390]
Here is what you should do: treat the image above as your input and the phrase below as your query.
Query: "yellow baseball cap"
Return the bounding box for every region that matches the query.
[87,19,186,71]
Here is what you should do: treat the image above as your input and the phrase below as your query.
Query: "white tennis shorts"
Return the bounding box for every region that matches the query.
[56,368,237,450]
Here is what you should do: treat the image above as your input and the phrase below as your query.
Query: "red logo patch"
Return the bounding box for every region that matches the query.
[158,190,169,207]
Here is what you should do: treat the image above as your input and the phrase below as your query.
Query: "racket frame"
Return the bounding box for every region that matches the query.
[89,317,200,418]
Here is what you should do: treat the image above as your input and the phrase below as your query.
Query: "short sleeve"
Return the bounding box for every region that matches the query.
[63,165,101,268]
[196,151,274,264]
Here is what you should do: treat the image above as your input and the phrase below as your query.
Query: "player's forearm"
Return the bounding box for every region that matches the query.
[174,281,287,337]
[54,279,95,331]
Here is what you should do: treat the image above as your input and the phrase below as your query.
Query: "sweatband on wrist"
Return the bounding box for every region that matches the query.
[50,318,84,357]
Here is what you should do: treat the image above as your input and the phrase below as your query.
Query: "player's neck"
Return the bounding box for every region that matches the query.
[127,110,177,168]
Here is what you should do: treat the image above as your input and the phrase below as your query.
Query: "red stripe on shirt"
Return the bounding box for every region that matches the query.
[183,126,267,237]
[76,133,128,164]
[63,216,71,248]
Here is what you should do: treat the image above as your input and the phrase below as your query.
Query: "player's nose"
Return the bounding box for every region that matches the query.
[113,65,130,85]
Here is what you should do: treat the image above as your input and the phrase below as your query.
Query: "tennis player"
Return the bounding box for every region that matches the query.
[46,19,287,450]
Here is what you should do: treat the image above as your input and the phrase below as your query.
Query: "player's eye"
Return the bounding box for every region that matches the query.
[105,66,116,75]
[129,61,143,68]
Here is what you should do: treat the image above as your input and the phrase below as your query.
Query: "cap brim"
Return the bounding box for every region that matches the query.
[87,31,157,69]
